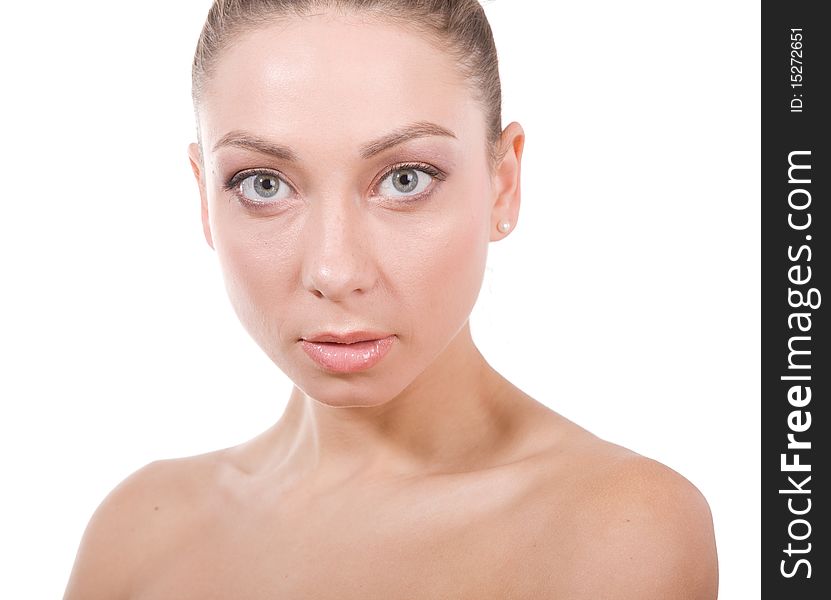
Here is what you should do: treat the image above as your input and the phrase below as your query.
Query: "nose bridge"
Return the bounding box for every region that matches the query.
[302,191,375,300]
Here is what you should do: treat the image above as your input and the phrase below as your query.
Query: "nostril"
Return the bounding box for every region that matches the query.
[300,224,378,301]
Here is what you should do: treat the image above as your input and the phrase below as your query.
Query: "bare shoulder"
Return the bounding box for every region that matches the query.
[580,451,718,599]
[63,451,230,600]
[527,422,719,599]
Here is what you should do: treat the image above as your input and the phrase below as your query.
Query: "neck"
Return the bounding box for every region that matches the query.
[259,322,520,487]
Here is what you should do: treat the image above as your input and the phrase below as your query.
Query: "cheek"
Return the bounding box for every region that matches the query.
[211,211,300,344]
[392,187,491,338]
[206,170,492,366]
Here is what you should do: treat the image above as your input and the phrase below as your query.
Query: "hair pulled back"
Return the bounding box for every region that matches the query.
[192,0,503,162]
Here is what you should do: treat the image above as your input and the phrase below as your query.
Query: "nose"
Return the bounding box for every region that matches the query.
[300,196,378,301]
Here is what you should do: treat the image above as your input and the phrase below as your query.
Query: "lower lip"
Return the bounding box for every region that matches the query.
[300,336,395,373]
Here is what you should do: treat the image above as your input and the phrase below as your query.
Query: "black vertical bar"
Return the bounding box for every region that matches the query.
[762,2,829,598]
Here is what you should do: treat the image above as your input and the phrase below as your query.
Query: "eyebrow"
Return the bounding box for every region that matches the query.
[211,121,456,161]
[358,121,456,159]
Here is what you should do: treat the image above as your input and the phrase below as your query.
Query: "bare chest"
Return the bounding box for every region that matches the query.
[131,473,569,599]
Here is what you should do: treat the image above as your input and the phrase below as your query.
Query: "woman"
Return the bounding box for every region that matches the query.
[64,1,718,597]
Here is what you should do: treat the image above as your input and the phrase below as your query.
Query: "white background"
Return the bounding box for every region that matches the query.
[0,1,759,597]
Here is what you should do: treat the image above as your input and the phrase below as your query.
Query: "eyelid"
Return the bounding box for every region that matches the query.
[221,162,446,205]
[223,167,295,194]
[373,161,447,198]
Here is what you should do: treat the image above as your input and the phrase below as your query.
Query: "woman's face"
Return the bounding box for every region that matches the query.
[190,12,517,407]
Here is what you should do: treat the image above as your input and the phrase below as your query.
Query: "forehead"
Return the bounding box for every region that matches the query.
[198,12,483,158]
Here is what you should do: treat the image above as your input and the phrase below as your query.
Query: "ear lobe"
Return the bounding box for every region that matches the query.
[187,142,214,250]
[489,121,525,242]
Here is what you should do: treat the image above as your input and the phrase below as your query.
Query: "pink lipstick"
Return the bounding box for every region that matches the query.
[300,333,395,373]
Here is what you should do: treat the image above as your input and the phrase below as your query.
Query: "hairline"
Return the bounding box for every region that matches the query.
[192,5,502,169]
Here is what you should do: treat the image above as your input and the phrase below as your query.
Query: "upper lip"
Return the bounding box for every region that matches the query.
[302,331,393,344]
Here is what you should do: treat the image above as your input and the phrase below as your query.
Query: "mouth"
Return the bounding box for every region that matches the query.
[300,332,396,373]
[302,331,391,344]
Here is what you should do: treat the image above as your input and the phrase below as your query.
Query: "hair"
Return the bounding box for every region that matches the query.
[191,0,504,166]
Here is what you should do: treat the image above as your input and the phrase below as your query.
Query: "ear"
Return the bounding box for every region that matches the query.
[187,142,215,250]
[489,121,525,242]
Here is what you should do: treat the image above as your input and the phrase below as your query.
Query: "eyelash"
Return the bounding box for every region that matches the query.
[222,161,447,209]
[376,162,446,203]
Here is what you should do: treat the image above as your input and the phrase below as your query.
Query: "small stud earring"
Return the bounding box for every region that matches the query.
[498,221,511,233]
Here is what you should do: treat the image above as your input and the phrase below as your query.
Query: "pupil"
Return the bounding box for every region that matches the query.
[255,175,279,197]
[394,169,418,193]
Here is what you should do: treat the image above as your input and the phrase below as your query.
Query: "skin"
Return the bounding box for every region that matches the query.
[64,10,718,600]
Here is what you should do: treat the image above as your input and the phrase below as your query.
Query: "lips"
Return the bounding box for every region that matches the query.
[303,331,389,344]
[300,332,395,373]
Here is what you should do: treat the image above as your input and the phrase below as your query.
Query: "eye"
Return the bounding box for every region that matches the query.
[377,165,437,199]
[232,170,293,205]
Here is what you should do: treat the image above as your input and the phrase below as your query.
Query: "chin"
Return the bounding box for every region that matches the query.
[278,354,406,409]
[297,376,406,409]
